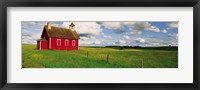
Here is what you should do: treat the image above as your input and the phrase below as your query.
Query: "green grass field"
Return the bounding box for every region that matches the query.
[22,44,178,68]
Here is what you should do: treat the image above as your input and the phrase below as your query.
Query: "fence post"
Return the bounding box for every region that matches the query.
[107,54,109,63]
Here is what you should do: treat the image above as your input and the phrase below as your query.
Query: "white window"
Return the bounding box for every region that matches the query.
[57,39,61,46]
[72,40,76,46]
[65,40,69,46]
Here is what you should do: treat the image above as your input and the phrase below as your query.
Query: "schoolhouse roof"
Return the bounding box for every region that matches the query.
[44,25,80,39]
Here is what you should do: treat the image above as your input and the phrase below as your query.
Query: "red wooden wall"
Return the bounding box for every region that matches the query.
[49,37,78,50]
[39,41,48,50]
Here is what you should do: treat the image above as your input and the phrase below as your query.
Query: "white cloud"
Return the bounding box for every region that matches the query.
[131,22,160,34]
[121,22,135,26]
[169,40,178,46]
[22,33,41,44]
[132,22,150,30]
[22,21,177,47]
[101,33,112,39]
[119,39,126,44]
[94,41,101,45]
[101,22,121,30]
[100,22,160,35]
[22,21,47,31]
[168,33,178,39]
[115,39,127,46]
[80,35,113,46]
[79,40,93,45]
[167,22,178,29]
[141,36,178,47]
[128,22,160,32]
[100,22,125,33]
[79,36,96,45]
[79,36,106,46]
[135,38,145,43]
[129,30,142,35]
[52,23,60,27]
[80,37,89,40]
[62,22,102,36]
[162,29,167,33]
[21,21,47,44]
[123,36,130,39]
[103,35,112,39]
[148,26,160,32]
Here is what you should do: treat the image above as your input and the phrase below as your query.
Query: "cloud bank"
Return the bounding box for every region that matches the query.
[22,21,178,47]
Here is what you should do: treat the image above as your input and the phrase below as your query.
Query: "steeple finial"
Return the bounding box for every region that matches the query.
[69,22,75,27]
[69,22,75,31]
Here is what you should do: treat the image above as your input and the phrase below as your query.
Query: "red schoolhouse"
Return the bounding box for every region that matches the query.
[37,22,80,50]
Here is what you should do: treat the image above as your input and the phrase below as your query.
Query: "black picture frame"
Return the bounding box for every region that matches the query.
[0,0,199,90]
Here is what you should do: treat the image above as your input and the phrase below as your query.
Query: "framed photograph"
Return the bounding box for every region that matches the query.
[0,0,199,90]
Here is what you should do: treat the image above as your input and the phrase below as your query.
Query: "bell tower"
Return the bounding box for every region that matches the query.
[69,22,75,31]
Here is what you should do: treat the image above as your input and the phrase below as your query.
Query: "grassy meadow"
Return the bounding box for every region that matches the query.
[22,44,178,68]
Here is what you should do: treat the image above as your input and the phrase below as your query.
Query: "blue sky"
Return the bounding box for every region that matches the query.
[22,21,178,47]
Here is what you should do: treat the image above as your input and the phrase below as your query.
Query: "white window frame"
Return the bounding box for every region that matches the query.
[65,39,69,46]
[57,39,61,46]
[72,40,75,46]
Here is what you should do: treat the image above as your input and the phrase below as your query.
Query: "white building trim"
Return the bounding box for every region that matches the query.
[65,39,69,46]
[57,39,61,46]
[49,38,51,49]
[72,40,75,46]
